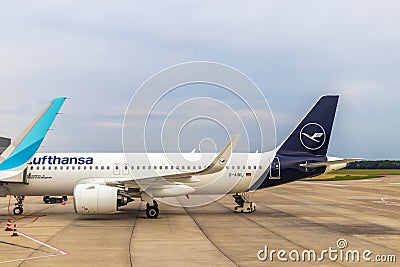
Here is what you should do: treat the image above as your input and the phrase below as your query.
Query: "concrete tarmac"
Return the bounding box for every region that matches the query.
[0,176,399,266]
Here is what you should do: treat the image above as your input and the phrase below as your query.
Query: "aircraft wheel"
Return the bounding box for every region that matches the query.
[13,207,23,215]
[146,206,159,219]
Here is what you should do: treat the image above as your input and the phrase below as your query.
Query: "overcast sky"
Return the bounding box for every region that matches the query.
[0,1,399,159]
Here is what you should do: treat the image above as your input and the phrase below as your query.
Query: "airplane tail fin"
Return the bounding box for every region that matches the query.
[0,97,66,170]
[277,95,339,157]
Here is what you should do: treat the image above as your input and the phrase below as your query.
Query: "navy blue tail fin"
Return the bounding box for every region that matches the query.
[277,95,339,157]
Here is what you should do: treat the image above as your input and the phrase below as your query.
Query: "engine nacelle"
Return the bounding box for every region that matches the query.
[73,183,131,214]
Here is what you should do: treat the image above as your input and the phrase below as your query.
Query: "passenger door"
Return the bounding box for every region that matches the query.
[269,157,280,179]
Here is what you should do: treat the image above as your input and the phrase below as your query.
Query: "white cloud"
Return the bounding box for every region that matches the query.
[90,121,123,128]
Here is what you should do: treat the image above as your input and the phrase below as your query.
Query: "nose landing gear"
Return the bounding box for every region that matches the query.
[13,196,25,215]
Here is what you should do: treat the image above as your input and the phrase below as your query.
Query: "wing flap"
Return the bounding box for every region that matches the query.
[145,184,195,197]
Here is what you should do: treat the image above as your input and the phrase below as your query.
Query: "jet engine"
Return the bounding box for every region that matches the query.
[73,183,132,214]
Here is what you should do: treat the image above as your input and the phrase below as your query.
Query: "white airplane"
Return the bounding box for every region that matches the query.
[0,95,358,218]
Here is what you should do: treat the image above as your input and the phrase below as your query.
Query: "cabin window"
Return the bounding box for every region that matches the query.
[48,166,51,170]
[42,166,45,170]
[95,166,98,170]
[226,166,229,169]
[66,166,69,170]
[54,166,57,170]
[60,166,63,170]
[84,166,87,170]
[30,166,33,170]
[89,166,92,170]
[107,166,110,170]
[148,166,151,169]
[176,166,179,169]
[101,166,104,170]
[72,166,75,170]
[253,166,256,169]
[259,166,262,169]
[124,165,128,170]
[78,166,81,170]
[165,166,168,170]
[248,166,251,169]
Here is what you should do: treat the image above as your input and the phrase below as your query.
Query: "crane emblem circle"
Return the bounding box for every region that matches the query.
[300,123,326,150]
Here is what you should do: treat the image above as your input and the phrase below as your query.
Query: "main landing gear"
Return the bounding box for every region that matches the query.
[233,193,256,213]
[145,200,159,219]
[13,196,25,215]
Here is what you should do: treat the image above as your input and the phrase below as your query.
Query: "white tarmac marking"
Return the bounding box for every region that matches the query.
[297,181,347,187]
[308,195,400,215]
[371,198,400,206]
[0,231,68,264]
[353,179,381,183]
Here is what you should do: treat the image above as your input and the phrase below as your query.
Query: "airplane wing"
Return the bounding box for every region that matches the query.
[111,134,240,197]
[135,134,240,181]
[0,97,66,171]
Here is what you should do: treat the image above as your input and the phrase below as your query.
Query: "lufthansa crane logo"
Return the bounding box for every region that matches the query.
[300,123,326,150]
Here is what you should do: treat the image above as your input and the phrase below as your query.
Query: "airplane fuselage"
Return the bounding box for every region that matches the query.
[6,151,279,196]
